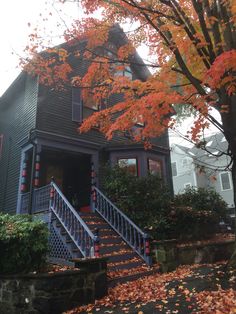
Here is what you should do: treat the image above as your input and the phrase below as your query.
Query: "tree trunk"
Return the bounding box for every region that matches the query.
[221,95,236,269]
[227,160,236,268]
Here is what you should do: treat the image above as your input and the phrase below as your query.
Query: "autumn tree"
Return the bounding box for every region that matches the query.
[22,0,236,265]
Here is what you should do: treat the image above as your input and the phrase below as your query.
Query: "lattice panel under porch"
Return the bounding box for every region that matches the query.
[49,223,72,260]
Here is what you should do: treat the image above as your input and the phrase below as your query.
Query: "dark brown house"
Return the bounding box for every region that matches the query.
[0,25,172,268]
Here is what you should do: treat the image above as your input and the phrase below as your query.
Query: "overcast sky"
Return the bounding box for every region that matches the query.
[0,0,80,96]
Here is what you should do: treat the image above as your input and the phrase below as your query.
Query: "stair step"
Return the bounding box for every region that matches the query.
[108,267,159,288]
[103,251,137,263]
[95,229,117,236]
[99,236,122,244]
[108,260,143,271]
[100,244,128,254]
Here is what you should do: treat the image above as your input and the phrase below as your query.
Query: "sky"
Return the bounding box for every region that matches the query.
[0,0,80,96]
[0,1,220,145]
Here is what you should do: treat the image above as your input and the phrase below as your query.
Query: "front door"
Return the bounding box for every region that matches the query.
[63,154,91,211]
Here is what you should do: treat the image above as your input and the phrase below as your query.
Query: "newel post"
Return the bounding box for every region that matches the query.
[94,228,100,258]
[144,233,152,266]
[49,177,55,225]
[91,162,97,212]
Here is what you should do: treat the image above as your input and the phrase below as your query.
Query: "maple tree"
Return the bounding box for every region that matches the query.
[22,0,236,264]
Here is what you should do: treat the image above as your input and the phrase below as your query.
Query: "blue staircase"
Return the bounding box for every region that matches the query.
[20,182,154,281]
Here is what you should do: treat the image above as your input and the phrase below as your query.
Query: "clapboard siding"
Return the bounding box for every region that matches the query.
[36,85,136,146]
[0,75,38,212]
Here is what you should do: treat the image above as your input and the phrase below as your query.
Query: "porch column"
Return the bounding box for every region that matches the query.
[34,153,41,188]
[28,145,41,215]
[20,154,29,193]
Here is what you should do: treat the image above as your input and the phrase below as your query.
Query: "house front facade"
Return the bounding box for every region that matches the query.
[0,26,172,216]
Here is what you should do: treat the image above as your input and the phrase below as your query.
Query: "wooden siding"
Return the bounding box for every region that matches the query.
[0,76,38,212]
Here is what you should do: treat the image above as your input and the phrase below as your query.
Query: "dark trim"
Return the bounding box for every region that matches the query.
[104,143,170,154]
[19,129,102,151]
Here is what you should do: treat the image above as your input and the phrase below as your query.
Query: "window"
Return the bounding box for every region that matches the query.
[72,88,83,123]
[114,64,132,79]
[148,158,162,177]
[182,157,191,167]
[171,162,177,177]
[0,134,3,159]
[118,158,138,176]
[83,90,99,110]
[184,183,191,189]
[72,88,100,122]
[220,172,231,191]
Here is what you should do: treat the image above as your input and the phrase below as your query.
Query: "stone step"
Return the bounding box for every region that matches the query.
[100,244,128,254]
[108,260,143,271]
[103,251,137,263]
[108,267,159,288]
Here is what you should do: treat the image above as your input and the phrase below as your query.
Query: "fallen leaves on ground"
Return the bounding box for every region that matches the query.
[195,288,236,313]
[65,265,194,313]
[176,233,235,248]
[108,264,154,279]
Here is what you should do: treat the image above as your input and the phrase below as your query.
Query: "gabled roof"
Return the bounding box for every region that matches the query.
[0,24,150,108]
[173,132,229,168]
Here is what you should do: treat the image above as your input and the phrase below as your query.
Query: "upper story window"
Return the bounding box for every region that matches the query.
[114,64,132,79]
[118,158,138,176]
[72,88,99,123]
[72,88,83,123]
[220,172,231,191]
[148,158,162,177]
[83,90,99,111]
[0,134,3,159]
[182,157,191,167]
[171,162,177,177]
[105,44,133,79]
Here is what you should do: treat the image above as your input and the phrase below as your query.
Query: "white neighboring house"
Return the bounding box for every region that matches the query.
[171,132,235,209]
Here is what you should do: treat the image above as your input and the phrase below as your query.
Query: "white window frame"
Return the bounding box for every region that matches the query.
[171,161,178,177]
[184,183,192,189]
[219,172,232,191]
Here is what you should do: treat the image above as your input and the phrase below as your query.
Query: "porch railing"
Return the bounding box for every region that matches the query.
[33,184,51,213]
[93,187,152,266]
[19,185,51,214]
[20,192,30,214]
[50,182,99,258]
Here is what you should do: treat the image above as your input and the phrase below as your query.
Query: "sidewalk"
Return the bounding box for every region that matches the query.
[65,262,236,314]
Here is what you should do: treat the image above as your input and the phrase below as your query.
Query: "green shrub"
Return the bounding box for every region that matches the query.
[173,187,227,218]
[102,166,227,241]
[0,214,49,274]
[102,165,172,229]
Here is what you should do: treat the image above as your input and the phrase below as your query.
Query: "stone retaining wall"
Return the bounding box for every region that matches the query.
[0,258,107,314]
[153,239,234,272]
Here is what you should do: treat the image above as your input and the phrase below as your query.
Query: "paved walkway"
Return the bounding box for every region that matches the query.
[66,263,236,314]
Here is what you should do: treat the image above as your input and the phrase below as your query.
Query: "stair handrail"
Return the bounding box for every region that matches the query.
[93,186,152,266]
[50,182,99,258]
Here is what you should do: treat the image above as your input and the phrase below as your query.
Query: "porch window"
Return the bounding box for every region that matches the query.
[118,158,138,176]
[148,158,162,177]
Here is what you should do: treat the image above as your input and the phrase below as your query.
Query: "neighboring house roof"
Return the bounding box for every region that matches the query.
[173,132,230,172]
